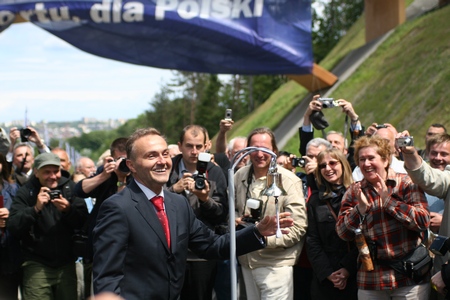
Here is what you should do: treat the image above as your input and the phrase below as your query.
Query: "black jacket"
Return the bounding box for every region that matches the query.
[306,187,358,299]
[166,154,228,229]
[8,175,88,267]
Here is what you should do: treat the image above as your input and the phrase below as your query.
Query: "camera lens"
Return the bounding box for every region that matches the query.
[194,177,206,190]
[118,158,130,173]
[20,128,32,142]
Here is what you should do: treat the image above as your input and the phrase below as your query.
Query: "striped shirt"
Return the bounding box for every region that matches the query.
[336,168,430,290]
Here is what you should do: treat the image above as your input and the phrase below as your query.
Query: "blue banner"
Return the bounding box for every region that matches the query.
[0,0,313,74]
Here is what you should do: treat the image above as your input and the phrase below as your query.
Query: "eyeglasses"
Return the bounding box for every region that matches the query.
[318,160,340,170]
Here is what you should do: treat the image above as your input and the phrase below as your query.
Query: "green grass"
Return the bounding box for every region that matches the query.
[214,3,450,155]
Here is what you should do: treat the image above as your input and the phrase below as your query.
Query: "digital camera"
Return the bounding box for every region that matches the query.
[193,153,210,190]
[318,98,339,109]
[225,109,232,121]
[291,157,306,168]
[376,124,387,129]
[20,128,32,142]
[117,157,130,173]
[48,190,62,200]
[396,136,414,147]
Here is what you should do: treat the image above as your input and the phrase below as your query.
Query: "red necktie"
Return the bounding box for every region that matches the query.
[151,196,171,249]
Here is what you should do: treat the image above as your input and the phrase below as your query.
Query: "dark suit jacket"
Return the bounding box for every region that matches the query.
[93,180,265,300]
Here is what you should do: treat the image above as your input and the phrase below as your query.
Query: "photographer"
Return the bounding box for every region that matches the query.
[234,127,307,300]
[400,131,450,299]
[74,137,132,299]
[299,95,363,171]
[6,126,51,186]
[8,153,88,300]
[165,125,228,300]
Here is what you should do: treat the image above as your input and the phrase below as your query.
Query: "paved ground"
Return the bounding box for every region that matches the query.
[274,0,440,150]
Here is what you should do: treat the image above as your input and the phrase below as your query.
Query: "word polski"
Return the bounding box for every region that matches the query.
[0,0,266,26]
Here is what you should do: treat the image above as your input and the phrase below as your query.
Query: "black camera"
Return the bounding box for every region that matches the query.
[376,124,387,129]
[117,157,130,173]
[396,136,414,147]
[193,153,210,190]
[318,97,339,108]
[241,199,263,224]
[292,157,306,168]
[20,128,32,142]
[48,190,62,200]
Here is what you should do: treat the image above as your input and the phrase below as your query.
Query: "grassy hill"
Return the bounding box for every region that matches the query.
[220,3,450,155]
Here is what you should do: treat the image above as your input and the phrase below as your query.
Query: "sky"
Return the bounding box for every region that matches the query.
[0,22,175,124]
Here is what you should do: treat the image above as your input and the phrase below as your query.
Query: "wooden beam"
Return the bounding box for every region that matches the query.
[365,0,406,43]
[288,63,338,92]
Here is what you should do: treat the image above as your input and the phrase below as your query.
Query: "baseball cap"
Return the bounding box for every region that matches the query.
[34,153,61,170]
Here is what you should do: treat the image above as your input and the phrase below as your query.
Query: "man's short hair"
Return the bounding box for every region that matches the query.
[305,138,332,153]
[246,127,278,155]
[110,137,128,157]
[126,128,164,160]
[326,130,348,149]
[430,123,447,132]
[13,142,35,158]
[426,133,450,154]
[179,125,207,145]
[227,136,247,153]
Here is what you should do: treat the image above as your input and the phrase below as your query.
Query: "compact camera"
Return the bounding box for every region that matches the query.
[291,157,306,168]
[318,97,339,109]
[225,109,232,121]
[117,157,130,173]
[193,152,210,190]
[376,124,387,129]
[241,199,263,224]
[396,136,414,147]
[48,190,62,200]
[20,128,32,142]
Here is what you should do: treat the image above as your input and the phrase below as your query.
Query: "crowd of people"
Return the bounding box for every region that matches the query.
[0,94,449,300]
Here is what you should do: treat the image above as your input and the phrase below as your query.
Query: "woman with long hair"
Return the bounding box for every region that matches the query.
[306,148,358,299]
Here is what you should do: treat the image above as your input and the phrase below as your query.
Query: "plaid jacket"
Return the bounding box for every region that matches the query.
[336,168,430,290]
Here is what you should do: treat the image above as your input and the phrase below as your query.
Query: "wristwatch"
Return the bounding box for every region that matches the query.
[117,181,127,187]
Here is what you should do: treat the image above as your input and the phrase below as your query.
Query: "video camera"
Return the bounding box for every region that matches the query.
[193,152,210,190]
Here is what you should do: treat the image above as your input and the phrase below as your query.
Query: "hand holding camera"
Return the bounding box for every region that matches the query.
[395,130,415,154]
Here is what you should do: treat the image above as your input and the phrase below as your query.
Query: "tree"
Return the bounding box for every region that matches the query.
[312,0,364,62]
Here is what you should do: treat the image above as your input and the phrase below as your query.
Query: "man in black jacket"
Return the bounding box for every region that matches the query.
[8,152,88,300]
[165,125,228,300]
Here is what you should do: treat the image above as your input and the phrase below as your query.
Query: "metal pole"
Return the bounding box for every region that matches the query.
[228,147,277,300]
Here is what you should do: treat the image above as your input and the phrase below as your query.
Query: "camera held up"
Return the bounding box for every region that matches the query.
[291,157,306,168]
[193,152,210,190]
[318,97,339,109]
[396,136,414,148]
[47,190,62,200]
[117,157,130,173]
[20,128,32,142]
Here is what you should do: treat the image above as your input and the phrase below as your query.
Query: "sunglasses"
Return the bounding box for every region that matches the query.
[318,160,340,170]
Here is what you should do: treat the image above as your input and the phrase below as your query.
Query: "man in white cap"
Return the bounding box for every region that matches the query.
[8,152,88,300]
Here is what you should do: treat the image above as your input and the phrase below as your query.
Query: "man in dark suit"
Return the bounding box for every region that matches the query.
[92,127,293,300]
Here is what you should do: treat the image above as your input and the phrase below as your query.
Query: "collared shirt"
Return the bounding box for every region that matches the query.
[135,179,165,210]
[336,168,430,290]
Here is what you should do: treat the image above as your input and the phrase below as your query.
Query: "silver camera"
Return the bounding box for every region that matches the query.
[225,109,232,121]
[318,98,339,109]
[396,136,414,147]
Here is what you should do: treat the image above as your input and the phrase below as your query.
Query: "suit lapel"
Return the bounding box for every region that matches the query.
[130,181,170,252]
